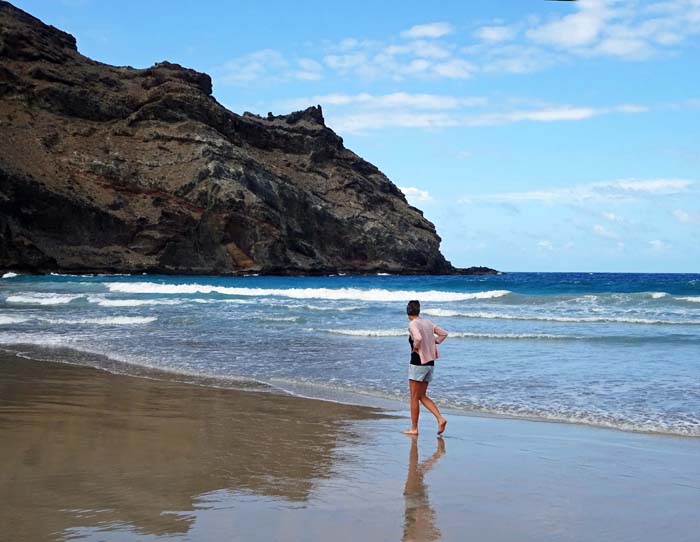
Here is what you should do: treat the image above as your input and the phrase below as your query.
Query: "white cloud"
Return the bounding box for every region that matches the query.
[296,58,323,80]
[216,2,700,86]
[524,0,700,60]
[432,59,475,78]
[601,212,637,227]
[593,224,619,239]
[217,49,288,84]
[475,25,517,43]
[282,92,486,111]
[596,36,651,58]
[615,179,694,194]
[673,209,700,224]
[400,40,452,59]
[309,98,647,134]
[648,239,670,252]
[333,112,459,133]
[527,0,614,48]
[218,50,325,84]
[538,239,554,251]
[401,22,454,39]
[465,178,697,204]
[504,106,598,122]
[323,38,468,81]
[399,186,433,204]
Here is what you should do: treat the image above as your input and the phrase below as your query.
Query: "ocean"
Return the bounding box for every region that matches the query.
[1,271,698,437]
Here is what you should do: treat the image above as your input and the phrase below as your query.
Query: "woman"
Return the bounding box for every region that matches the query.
[404,300,448,435]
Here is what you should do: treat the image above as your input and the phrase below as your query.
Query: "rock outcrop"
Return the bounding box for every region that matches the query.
[0,2,495,275]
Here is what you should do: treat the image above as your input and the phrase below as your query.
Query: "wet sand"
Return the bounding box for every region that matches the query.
[1,352,699,542]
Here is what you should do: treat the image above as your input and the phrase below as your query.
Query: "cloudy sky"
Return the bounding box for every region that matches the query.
[17,0,700,272]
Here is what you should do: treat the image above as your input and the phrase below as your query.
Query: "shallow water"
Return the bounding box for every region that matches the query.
[1,271,699,436]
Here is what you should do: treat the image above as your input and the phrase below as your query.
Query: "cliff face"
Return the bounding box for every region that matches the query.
[0,2,459,275]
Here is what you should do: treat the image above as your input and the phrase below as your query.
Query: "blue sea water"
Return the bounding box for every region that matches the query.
[1,271,699,436]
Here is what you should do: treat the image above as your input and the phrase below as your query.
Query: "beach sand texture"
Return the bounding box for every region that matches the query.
[1,353,699,542]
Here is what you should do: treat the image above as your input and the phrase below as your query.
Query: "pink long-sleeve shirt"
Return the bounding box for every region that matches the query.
[408,317,448,365]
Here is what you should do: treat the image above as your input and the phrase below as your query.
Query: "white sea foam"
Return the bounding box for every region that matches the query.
[0,315,30,324]
[677,296,700,303]
[284,304,364,312]
[421,308,699,325]
[649,292,669,299]
[6,293,83,305]
[2,272,18,279]
[0,332,80,346]
[258,316,300,322]
[87,296,184,307]
[451,332,573,340]
[190,298,255,304]
[40,316,157,325]
[104,282,511,302]
[445,400,700,437]
[421,309,463,317]
[321,328,407,337]
[320,328,573,340]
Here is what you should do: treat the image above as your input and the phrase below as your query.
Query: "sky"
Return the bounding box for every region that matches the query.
[13,0,700,272]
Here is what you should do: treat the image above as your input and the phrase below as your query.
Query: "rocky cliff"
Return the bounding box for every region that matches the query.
[0,2,492,275]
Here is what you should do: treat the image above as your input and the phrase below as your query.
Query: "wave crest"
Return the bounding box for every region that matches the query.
[104,282,511,302]
[6,293,83,305]
[87,297,184,307]
[40,316,157,325]
[319,328,573,340]
[0,315,30,324]
[421,308,699,325]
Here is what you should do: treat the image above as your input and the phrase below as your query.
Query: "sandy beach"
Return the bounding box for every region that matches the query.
[1,352,699,542]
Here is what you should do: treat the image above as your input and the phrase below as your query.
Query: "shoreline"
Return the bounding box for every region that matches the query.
[2,351,700,541]
[2,343,697,440]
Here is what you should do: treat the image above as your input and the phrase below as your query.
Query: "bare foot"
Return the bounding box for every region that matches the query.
[437,418,447,435]
[402,428,419,435]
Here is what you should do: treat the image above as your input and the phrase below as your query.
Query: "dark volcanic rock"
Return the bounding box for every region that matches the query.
[0,2,493,275]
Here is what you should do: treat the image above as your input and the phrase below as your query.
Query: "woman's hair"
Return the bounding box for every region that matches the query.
[406,300,420,316]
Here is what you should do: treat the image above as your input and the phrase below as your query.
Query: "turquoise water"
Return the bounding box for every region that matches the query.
[1,271,699,436]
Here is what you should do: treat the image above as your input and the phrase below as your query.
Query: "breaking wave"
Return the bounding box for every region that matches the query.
[0,315,30,325]
[87,297,184,307]
[319,328,575,340]
[104,282,512,303]
[421,308,700,325]
[39,316,158,325]
[257,316,301,323]
[6,293,83,305]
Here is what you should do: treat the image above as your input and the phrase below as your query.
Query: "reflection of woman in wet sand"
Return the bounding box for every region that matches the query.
[403,437,445,542]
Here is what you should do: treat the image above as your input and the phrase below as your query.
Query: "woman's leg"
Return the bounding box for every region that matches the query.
[419,382,447,435]
[403,380,423,434]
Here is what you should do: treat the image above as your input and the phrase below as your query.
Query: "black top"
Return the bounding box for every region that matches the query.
[409,336,434,366]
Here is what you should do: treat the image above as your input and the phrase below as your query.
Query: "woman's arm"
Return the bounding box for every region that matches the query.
[409,321,422,352]
[433,324,448,344]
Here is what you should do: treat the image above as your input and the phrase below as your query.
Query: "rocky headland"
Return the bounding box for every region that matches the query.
[0,2,497,276]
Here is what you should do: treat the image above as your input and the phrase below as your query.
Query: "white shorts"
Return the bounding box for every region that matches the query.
[408,364,434,382]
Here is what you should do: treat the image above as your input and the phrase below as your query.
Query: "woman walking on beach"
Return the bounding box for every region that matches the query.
[404,300,448,435]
